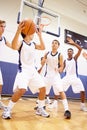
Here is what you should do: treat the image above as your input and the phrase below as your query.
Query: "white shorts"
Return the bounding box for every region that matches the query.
[0,68,3,85]
[44,74,63,95]
[62,75,85,93]
[13,68,45,94]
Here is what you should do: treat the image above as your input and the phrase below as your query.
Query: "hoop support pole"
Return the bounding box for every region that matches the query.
[17,0,24,23]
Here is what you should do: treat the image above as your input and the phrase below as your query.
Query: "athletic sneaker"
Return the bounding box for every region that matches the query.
[34,106,46,110]
[2,107,11,119]
[36,107,50,118]
[47,100,58,109]
[80,106,87,112]
[64,110,71,119]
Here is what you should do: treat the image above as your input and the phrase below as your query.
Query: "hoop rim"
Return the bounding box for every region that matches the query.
[34,15,52,27]
[40,16,52,26]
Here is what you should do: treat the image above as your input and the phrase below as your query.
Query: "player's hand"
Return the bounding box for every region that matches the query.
[17,21,25,33]
[66,37,75,45]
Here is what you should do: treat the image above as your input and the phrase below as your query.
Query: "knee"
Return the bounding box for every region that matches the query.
[19,89,26,95]
[39,87,46,93]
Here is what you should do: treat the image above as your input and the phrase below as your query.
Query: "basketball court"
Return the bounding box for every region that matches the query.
[0,0,87,130]
[0,97,87,130]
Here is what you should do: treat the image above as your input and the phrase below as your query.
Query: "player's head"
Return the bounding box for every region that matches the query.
[52,39,60,45]
[0,20,6,34]
[51,39,60,50]
[67,48,74,57]
[0,20,6,25]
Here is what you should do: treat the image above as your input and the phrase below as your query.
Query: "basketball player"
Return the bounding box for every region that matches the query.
[34,56,52,110]
[2,20,50,119]
[0,20,12,109]
[62,37,87,111]
[42,39,71,119]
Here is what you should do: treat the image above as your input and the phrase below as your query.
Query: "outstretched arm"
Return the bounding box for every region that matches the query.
[67,37,82,60]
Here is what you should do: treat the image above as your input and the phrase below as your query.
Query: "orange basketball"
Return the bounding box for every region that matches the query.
[21,19,36,36]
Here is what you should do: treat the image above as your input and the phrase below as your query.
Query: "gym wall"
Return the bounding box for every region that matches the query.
[0,0,87,99]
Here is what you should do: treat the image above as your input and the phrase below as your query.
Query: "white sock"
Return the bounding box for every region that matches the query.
[38,100,45,108]
[46,96,50,100]
[53,100,57,103]
[8,100,16,111]
[81,103,85,107]
[62,99,69,111]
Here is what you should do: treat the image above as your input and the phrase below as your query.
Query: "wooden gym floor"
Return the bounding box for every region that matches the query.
[0,97,87,130]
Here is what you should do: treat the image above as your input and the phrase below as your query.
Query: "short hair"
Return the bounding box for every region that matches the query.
[52,39,60,45]
[0,20,6,24]
[68,48,73,51]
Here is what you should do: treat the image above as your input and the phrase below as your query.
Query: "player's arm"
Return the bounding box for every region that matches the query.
[58,54,64,73]
[11,22,25,50]
[67,37,82,60]
[5,41,12,48]
[35,25,45,50]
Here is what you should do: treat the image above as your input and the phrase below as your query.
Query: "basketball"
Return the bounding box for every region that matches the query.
[21,19,36,36]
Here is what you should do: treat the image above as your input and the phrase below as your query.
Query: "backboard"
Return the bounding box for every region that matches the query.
[17,0,60,37]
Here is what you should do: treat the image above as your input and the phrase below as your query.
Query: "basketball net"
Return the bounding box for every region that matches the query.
[34,15,51,30]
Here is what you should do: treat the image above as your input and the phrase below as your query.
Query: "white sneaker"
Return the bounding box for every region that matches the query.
[80,106,87,112]
[0,101,6,109]
[45,99,52,104]
[47,100,58,109]
[36,107,50,118]
[2,107,11,119]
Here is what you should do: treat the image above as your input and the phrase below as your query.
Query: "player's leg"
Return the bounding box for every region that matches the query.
[72,77,87,112]
[29,72,50,118]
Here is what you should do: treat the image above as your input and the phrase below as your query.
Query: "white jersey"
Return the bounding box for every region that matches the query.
[13,40,45,93]
[44,51,63,95]
[0,36,5,85]
[0,36,6,52]
[64,58,77,76]
[46,51,60,77]
[62,57,84,93]
[19,41,36,71]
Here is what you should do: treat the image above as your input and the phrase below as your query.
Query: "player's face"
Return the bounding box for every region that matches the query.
[52,40,59,50]
[26,33,34,42]
[0,23,6,35]
[67,49,73,57]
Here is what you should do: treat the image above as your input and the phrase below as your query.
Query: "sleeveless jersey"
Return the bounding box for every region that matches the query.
[65,58,77,76]
[0,36,6,51]
[46,51,60,76]
[18,40,36,70]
